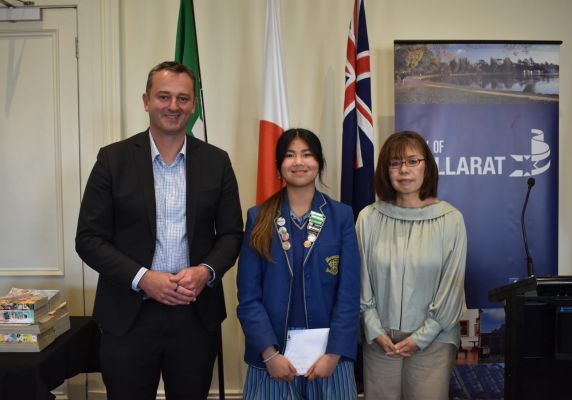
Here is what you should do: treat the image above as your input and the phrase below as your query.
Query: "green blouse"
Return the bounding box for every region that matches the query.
[357,200,467,350]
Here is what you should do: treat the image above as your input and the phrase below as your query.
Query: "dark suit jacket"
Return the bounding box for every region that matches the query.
[76,131,243,336]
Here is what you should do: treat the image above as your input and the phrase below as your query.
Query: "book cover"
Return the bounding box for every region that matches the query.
[0,328,56,352]
[23,289,61,311]
[1,332,43,344]
[0,288,48,311]
[0,303,69,334]
[0,305,48,324]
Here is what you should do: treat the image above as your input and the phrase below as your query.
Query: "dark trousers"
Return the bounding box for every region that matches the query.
[99,300,218,400]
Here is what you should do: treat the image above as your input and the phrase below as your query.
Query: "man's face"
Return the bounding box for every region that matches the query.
[143,70,197,137]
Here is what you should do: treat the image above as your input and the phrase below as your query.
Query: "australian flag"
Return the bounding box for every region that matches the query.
[341,0,375,220]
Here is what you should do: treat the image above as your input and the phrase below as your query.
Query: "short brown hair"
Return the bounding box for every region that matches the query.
[374,131,439,202]
[145,61,196,95]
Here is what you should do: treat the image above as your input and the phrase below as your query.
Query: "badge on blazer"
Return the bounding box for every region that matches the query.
[325,255,340,276]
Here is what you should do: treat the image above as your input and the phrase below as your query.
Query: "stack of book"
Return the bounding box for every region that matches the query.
[0,288,70,352]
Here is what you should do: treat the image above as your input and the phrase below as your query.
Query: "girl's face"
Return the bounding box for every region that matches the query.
[388,145,426,199]
[280,137,319,189]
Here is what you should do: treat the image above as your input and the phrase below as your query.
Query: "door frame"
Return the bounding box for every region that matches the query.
[0,2,119,399]
[34,0,122,311]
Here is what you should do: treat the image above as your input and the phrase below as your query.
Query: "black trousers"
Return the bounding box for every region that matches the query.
[99,300,218,400]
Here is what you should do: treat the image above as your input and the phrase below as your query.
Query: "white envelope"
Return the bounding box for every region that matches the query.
[283,328,330,375]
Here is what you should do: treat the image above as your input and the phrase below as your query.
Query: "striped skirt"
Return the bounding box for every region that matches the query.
[243,361,357,400]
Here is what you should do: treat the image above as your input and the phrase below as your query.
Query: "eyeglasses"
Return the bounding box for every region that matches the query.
[388,157,425,169]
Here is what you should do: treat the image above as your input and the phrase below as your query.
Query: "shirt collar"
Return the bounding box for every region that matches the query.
[148,130,187,163]
[290,210,311,226]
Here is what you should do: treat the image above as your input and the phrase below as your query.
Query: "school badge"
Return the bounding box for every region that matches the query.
[325,255,340,276]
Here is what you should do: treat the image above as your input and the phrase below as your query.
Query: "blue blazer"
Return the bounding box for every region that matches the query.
[237,191,360,369]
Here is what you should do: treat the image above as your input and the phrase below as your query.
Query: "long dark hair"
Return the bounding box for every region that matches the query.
[250,128,325,261]
[374,131,439,202]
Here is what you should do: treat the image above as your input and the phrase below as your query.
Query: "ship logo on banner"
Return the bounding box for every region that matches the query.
[509,129,551,177]
[433,127,552,177]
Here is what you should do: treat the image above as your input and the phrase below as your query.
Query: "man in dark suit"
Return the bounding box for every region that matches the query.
[76,61,243,400]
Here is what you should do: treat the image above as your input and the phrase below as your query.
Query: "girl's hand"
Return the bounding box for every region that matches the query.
[266,355,297,381]
[305,354,340,380]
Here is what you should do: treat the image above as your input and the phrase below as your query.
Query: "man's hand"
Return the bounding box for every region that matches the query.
[138,270,195,305]
[305,354,340,380]
[170,266,211,301]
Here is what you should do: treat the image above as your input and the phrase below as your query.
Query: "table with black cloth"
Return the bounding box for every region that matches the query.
[0,316,100,400]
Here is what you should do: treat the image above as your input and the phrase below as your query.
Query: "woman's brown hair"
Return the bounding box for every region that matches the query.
[249,128,325,261]
[374,131,439,202]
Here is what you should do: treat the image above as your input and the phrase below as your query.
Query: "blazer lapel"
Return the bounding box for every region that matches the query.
[276,196,294,276]
[133,132,156,238]
[185,137,200,250]
[302,192,327,266]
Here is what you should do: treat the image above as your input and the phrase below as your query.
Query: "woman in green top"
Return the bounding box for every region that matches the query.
[357,131,467,400]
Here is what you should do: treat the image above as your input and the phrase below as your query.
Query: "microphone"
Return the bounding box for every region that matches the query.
[521,177,535,277]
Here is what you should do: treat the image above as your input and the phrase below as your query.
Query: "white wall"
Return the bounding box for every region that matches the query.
[118,0,572,394]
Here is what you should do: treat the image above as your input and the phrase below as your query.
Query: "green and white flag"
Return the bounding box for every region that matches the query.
[175,0,206,140]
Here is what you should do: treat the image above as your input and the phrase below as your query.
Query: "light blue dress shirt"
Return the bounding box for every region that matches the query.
[132,132,214,291]
[149,133,189,273]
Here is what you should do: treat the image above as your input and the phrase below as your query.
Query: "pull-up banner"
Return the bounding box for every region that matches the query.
[394,41,560,308]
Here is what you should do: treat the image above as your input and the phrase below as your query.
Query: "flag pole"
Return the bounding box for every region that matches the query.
[188,5,219,395]
[185,7,222,394]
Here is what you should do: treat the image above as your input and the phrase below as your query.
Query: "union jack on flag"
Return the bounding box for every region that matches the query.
[341,0,375,220]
